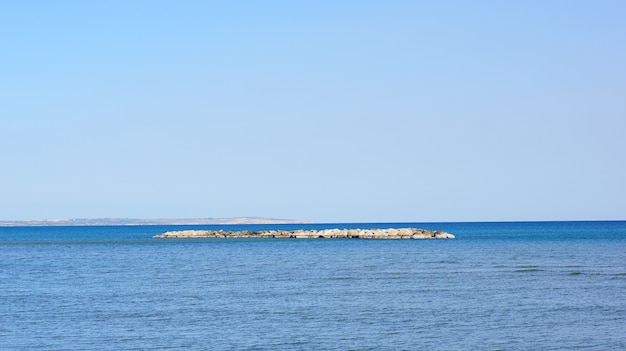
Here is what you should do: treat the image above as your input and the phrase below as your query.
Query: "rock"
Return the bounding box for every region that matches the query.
[153,228,454,239]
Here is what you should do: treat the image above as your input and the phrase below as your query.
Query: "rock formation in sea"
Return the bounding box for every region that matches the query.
[153,228,454,239]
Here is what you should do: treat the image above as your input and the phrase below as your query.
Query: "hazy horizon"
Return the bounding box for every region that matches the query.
[3,215,626,225]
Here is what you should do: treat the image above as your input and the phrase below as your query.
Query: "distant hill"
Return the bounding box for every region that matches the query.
[0,217,313,226]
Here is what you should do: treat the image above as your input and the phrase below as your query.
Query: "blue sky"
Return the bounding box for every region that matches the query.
[1,1,625,222]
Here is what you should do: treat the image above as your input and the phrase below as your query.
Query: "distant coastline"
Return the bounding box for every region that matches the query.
[0,217,313,227]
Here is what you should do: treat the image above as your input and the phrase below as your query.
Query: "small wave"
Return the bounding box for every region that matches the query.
[569,271,583,276]
[610,273,626,280]
[515,268,545,273]
[514,265,544,273]
[328,276,358,281]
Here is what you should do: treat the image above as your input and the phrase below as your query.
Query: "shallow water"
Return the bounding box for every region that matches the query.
[1,222,625,350]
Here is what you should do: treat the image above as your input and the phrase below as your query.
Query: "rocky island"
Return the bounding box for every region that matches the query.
[153,228,454,239]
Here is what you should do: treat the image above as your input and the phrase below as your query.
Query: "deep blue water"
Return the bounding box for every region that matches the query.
[1,221,624,350]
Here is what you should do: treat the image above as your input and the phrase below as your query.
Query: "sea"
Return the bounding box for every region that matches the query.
[1,221,624,350]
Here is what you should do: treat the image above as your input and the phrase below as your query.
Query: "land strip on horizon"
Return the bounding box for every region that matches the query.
[0,217,313,227]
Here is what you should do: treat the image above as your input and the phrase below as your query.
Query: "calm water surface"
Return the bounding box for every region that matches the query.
[1,222,625,350]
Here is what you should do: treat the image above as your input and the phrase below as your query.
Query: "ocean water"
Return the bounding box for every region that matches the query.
[1,221,624,350]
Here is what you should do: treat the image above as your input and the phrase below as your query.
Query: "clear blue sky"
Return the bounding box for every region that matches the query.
[1,1,625,222]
